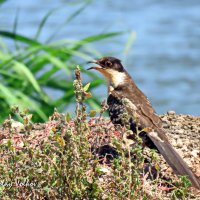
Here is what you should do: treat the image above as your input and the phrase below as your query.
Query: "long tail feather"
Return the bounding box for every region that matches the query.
[148,129,200,189]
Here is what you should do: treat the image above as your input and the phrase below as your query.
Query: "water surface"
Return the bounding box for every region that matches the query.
[1,0,200,115]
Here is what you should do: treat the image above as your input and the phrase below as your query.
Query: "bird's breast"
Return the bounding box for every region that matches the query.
[107,94,125,125]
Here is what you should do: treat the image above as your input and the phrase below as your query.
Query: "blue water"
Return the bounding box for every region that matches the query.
[1,0,200,115]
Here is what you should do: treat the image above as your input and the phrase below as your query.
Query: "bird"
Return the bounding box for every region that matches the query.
[87,56,200,189]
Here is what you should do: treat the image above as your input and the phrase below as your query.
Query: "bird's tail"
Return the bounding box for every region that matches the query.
[148,129,200,189]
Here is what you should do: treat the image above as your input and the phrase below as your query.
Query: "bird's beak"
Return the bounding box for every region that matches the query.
[87,60,103,70]
[87,60,98,64]
[87,66,99,70]
[87,59,113,81]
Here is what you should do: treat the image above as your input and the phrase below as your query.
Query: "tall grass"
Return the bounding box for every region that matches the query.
[0,0,122,122]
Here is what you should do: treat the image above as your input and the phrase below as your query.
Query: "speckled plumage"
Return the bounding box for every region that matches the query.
[107,93,157,149]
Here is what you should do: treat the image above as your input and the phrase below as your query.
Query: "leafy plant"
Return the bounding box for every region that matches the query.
[0,1,122,122]
[0,67,197,199]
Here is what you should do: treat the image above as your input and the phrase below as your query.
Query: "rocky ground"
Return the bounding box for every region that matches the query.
[155,112,200,198]
[161,111,200,179]
[0,111,200,199]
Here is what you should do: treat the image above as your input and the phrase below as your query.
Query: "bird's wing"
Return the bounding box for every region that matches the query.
[112,83,163,130]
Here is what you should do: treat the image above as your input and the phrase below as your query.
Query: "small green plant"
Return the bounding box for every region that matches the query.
[0,67,197,199]
[171,175,193,199]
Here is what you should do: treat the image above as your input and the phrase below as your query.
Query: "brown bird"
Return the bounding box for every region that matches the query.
[87,56,200,189]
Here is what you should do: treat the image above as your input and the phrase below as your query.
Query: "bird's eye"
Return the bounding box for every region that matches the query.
[105,61,112,67]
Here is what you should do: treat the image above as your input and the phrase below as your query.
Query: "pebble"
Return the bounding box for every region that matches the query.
[162,124,170,128]
[175,129,184,134]
[190,150,199,158]
[172,134,179,139]
[171,140,177,147]
[167,110,176,115]
[176,139,183,148]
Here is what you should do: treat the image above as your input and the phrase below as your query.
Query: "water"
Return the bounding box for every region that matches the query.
[1,0,200,115]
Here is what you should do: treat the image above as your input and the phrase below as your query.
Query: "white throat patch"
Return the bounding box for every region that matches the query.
[95,67,127,93]
[106,69,126,87]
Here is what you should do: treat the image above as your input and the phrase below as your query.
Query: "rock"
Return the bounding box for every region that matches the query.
[11,121,24,132]
[176,139,183,148]
[191,150,200,158]
[167,110,176,115]
[175,129,184,134]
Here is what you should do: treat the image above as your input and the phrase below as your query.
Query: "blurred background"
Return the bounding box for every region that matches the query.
[0,0,200,122]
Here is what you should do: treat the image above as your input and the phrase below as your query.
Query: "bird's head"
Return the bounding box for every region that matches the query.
[87,57,129,90]
[87,57,124,72]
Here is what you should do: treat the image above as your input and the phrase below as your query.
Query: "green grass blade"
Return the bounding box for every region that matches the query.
[0,69,23,80]
[0,84,18,104]
[42,53,70,75]
[16,92,48,120]
[71,32,123,51]
[0,85,48,121]
[123,31,136,55]
[46,1,90,42]
[35,8,59,40]
[13,8,20,50]
[42,78,73,90]
[0,31,41,46]
[13,61,42,94]
[0,83,48,120]
[65,1,90,24]
[38,66,62,83]
[61,48,93,61]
